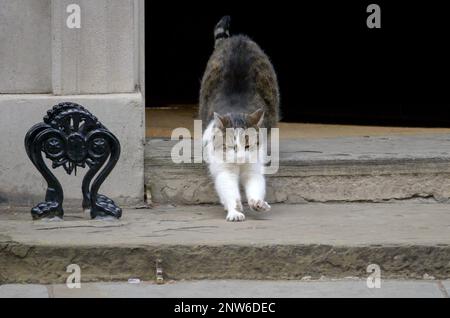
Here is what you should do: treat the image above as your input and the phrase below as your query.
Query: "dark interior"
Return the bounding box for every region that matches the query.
[146,1,450,126]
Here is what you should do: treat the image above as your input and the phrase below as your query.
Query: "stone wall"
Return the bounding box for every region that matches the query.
[0,0,52,93]
[0,0,145,207]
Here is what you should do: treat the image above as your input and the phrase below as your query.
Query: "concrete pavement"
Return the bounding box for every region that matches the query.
[1,280,449,298]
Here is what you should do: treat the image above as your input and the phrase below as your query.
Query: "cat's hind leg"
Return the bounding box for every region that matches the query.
[241,164,271,212]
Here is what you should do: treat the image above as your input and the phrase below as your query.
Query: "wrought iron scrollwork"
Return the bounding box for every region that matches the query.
[24,102,122,220]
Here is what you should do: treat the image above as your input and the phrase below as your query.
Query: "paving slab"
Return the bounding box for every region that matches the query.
[440,281,450,297]
[1,203,450,284]
[24,280,450,298]
[0,284,49,298]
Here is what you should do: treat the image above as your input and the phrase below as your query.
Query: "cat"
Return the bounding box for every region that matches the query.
[199,16,280,222]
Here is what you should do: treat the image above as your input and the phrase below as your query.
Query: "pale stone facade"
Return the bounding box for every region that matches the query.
[0,0,145,206]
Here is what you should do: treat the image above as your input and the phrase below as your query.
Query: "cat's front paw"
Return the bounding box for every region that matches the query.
[248,199,271,212]
[226,211,245,222]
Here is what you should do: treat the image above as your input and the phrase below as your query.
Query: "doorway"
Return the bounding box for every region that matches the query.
[145,1,450,137]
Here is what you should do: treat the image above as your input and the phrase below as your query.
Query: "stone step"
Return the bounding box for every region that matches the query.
[1,203,449,284]
[145,134,450,204]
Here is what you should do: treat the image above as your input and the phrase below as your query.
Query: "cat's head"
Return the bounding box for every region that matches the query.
[210,109,264,163]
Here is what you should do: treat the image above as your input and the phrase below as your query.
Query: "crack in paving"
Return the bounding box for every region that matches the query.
[437,281,450,298]
[35,224,124,231]
[153,225,220,233]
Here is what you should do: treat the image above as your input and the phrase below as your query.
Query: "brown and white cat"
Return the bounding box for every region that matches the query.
[199,16,280,221]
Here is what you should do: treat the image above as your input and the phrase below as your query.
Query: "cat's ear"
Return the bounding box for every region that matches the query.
[214,112,225,129]
[248,108,265,127]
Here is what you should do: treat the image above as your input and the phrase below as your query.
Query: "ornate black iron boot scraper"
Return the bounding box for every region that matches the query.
[25,102,122,220]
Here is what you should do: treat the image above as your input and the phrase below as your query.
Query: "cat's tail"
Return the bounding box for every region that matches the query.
[214,16,231,47]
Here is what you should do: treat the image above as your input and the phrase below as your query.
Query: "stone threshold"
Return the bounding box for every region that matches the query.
[145,134,450,204]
